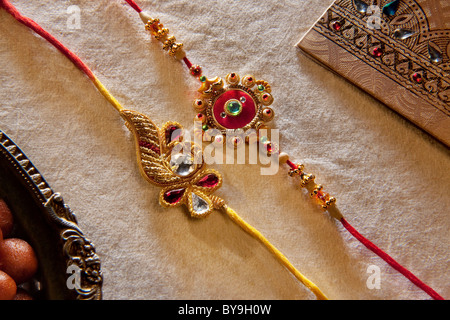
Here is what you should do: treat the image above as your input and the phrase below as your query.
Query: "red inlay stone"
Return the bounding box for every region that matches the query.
[196,174,219,188]
[332,21,342,31]
[371,47,383,57]
[163,188,185,204]
[190,65,202,77]
[165,125,181,144]
[412,73,422,83]
[195,113,205,122]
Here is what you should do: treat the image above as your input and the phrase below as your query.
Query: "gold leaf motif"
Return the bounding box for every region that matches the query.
[121,109,183,187]
[121,109,223,218]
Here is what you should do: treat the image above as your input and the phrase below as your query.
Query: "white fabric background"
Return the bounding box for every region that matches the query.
[0,0,448,300]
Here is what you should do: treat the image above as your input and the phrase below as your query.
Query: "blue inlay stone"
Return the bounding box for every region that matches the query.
[383,0,400,16]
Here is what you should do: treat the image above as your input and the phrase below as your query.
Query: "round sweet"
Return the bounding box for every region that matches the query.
[0,199,14,238]
[13,288,33,300]
[0,270,17,300]
[0,238,38,284]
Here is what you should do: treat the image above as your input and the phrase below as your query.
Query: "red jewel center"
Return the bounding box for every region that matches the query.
[212,89,257,130]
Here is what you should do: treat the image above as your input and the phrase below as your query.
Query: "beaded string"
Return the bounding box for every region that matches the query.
[283,159,444,300]
[0,0,328,300]
[124,0,203,80]
[123,0,444,300]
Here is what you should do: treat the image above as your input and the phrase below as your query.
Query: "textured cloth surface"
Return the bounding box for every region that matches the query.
[0,0,449,300]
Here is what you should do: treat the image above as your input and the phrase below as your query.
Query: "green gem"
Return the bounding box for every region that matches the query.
[199,76,206,82]
[226,100,242,116]
[202,124,209,131]
[257,84,265,92]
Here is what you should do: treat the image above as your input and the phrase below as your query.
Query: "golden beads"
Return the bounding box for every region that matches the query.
[288,163,336,210]
[145,18,168,40]
[145,18,184,59]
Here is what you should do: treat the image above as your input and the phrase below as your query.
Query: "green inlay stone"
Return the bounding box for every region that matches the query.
[225,100,242,116]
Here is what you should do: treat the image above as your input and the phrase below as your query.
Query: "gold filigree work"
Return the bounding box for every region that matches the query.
[120,109,223,218]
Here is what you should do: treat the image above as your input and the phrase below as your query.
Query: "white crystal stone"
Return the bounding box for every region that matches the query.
[170,153,195,176]
[192,193,209,215]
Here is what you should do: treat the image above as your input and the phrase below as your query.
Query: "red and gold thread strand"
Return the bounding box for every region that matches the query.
[0,0,123,112]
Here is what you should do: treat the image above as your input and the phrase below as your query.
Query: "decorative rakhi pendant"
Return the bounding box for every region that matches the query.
[192,73,275,141]
[120,109,223,218]
[139,13,276,145]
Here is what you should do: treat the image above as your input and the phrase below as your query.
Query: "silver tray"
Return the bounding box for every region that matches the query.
[0,129,102,300]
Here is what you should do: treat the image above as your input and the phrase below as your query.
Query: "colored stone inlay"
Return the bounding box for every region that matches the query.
[196,174,219,188]
[163,188,185,204]
[212,89,257,130]
[192,193,209,214]
[225,99,242,116]
[170,153,195,176]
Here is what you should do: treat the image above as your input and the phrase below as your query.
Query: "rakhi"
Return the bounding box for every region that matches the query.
[122,0,444,300]
[0,0,329,300]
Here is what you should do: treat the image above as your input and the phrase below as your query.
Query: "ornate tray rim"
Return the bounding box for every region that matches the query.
[0,129,103,300]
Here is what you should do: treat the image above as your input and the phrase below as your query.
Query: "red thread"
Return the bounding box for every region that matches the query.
[286,159,298,170]
[124,0,142,13]
[183,57,193,69]
[0,0,95,81]
[340,217,444,300]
